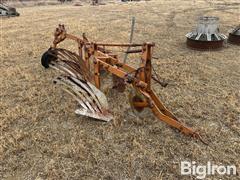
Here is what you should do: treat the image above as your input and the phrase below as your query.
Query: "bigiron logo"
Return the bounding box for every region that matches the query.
[180,161,237,179]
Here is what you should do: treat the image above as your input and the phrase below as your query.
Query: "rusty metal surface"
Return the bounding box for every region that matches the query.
[186,38,224,50]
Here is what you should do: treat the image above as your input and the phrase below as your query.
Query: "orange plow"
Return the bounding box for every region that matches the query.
[41,25,206,143]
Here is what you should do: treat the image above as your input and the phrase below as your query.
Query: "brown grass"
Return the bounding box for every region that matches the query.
[1,0,240,179]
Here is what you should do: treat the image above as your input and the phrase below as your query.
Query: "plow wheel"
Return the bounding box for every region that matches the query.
[129,89,148,113]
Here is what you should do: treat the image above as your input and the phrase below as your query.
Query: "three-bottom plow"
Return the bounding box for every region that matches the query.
[41,25,206,143]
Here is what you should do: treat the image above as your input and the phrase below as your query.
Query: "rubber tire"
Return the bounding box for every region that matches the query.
[41,49,56,68]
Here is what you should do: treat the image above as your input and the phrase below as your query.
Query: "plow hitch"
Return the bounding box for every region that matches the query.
[41,24,205,142]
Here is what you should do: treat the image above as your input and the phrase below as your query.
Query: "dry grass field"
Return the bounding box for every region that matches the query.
[1,0,240,179]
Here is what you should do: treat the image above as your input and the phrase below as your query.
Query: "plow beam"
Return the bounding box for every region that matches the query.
[138,88,205,142]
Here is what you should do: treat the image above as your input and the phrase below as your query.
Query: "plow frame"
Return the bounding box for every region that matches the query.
[48,25,205,141]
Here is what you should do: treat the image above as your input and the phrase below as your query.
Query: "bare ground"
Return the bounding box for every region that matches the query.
[0,0,240,179]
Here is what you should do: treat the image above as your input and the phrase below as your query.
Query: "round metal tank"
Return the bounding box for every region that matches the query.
[186,16,227,50]
[228,25,240,45]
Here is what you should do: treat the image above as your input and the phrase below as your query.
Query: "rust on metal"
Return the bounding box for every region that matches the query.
[186,38,224,50]
[41,24,206,142]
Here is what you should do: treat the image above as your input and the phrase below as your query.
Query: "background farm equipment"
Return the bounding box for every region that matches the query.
[186,16,226,50]
[228,25,240,45]
[58,0,72,3]
[41,24,205,142]
[0,2,19,17]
